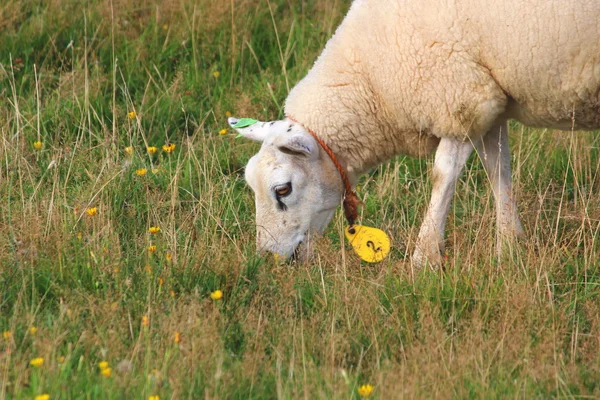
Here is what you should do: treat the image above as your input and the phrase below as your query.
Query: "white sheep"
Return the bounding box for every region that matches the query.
[229,0,600,266]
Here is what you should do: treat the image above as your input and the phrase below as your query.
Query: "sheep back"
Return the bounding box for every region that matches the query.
[285,0,600,173]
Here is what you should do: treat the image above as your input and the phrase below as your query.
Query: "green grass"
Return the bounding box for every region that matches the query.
[1,0,600,398]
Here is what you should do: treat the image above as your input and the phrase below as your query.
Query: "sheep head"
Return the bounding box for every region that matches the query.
[229,117,343,261]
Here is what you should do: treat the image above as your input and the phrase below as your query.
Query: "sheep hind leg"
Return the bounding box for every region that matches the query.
[413,138,474,268]
[474,121,524,254]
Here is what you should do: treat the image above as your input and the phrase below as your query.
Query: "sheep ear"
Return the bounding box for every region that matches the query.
[228,117,269,142]
[274,133,318,160]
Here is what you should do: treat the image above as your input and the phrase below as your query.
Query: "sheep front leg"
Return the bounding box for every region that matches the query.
[474,121,524,247]
[413,138,474,268]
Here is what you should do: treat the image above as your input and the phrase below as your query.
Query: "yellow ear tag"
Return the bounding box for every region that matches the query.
[344,225,391,263]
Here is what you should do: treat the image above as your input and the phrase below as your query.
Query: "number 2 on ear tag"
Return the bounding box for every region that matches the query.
[344,225,391,263]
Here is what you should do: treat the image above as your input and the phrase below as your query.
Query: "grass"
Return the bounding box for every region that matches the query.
[1,0,600,398]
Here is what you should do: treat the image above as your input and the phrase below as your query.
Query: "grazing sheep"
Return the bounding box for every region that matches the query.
[230,0,600,266]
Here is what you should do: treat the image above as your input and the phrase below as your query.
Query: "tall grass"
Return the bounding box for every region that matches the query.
[1,0,599,398]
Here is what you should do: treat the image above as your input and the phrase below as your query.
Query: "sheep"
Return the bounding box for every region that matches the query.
[229,0,600,266]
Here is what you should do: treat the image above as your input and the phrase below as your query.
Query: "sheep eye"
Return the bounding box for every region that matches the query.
[274,183,292,197]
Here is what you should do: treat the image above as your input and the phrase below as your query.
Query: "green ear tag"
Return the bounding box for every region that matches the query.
[232,118,258,129]
[345,225,391,263]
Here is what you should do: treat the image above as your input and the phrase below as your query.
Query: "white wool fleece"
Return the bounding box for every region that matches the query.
[284,0,600,175]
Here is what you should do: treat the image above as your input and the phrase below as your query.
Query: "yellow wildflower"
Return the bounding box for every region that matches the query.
[162,24,168,30]
[149,369,162,383]
[225,111,232,117]
[135,168,147,177]
[152,168,160,174]
[30,357,44,368]
[219,129,227,135]
[174,331,181,344]
[127,111,137,120]
[125,146,134,156]
[165,253,173,263]
[169,290,176,298]
[210,290,223,300]
[85,207,97,217]
[29,326,38,335]
[33,141,43,150]
[213,71,220,78]
[98,361,109,370]
[100,367,112,378]
[358,384,374,397]
[158,277,164,286]
[142,315,149,327]
[149,226,160,234]
[147,146,158,154]
[77,232,83,240]
[149,396,160,400]
[2,331,11,340]
[34,395,50,400]
[147,245,157,254]
[162,143,176,153]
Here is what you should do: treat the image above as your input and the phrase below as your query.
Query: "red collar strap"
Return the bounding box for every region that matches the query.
[286,115,361,228]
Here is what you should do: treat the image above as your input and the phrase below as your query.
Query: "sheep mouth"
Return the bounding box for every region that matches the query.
[263,233,308,263]
[291,241,304,262]
[290,232,311,262]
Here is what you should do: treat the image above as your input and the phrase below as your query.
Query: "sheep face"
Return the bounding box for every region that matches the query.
[229,117,343,261]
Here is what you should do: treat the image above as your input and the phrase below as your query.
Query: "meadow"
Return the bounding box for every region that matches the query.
[1,0,599,398]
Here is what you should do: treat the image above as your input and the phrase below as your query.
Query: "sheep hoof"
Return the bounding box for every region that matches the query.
[494,227,526,260]
[412,242,445,269]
